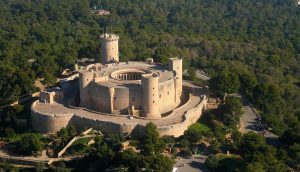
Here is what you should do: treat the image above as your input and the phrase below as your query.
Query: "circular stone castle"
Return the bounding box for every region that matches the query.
[31,33,208,137]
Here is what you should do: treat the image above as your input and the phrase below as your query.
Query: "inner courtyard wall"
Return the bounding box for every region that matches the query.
[79,69,182,115]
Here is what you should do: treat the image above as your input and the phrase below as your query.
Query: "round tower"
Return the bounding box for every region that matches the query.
[141,73,160,119]
[100,33,119,64]
[79,71,94,107]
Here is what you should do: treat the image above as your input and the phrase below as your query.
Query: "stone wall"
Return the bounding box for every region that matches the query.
[31,95,207,137]
[157,95,207,137]
[68,115,137,135]
[79,72,181,116]
[31,101,73,133]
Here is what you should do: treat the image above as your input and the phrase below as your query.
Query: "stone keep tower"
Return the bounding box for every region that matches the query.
[100,33,119,64]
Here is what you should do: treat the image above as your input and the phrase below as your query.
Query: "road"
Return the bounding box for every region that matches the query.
[239,105,258,134]
[239,100,279,146]
[183,69,211,81]
[174,155,208,172]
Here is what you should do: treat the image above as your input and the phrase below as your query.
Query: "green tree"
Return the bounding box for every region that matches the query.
[57,127,69,147]
[204,155,219,171]
[281,124,300,145]
[89,136,114,168]
[239,132,265,162]
[140,122,165,155]
[209,70,240,96]
[289,143,300,170]
[245,162,265,172]
[184,123,205,144]
[187,67,197,81]
[118,148,138,168]
[17,134,43,155]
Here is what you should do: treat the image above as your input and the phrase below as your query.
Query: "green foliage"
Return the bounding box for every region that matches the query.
[16,133,44,155]
[57,125,78,147]
[218,96,243,128]
[74,124,173,171]
[89,138,114,167]
[223,97,243,115]
[204,154,245,172]
[133,153,174,172]
[139,122,166,155]
[281,123,300,145]
[288,143,300,169]
[238,132,288,171]
[185,67,197,81]
[209,69,240,96]
[184,123,210,144]
[118,148,138,168]
[245,162,265,172]
[239,132,266,161]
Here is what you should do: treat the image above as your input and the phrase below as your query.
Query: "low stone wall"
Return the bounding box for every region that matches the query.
[158,95,207,137]
[31,89,207,137]
[68,115,137,136]
[31,101,73,133]
[0,156,48,167]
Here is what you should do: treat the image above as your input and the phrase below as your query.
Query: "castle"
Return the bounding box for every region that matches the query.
[31,33,208,137]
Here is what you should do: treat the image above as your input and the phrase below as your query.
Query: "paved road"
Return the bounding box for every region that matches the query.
[183,70,211,81]
[239,105,258,134]
[174,155,208,172]
[195,70,211,81]
[239,101,279,146]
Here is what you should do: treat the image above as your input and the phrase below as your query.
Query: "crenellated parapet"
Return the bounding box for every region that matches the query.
[100,33,119,64]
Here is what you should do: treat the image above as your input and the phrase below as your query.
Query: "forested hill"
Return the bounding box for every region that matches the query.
[0,0,300,135]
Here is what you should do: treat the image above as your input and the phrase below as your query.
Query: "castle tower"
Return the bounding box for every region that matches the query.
[141,73,160,119]
[100,33,119,64]
[169,57,183,100]
[79,71,94,107]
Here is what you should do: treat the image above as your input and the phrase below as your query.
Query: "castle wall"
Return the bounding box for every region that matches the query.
[79,72,181,115]
[90,83,143,113]
[31,102,73,133]
[157,79,177,114]
[31,95,208,137]
[157,95,207,137]
[90,83,111,113]
[68,115,137,135]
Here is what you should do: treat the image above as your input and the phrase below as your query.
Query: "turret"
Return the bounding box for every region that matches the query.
[141,73,160,119]
[100,33,119,64]
[168,57,182,81]
[79,71,94,107]
[169,57,183,99]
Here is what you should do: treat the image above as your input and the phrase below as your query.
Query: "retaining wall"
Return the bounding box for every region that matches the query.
[158,95,207,137]
[31,101,73,133]
[31,94,207,137]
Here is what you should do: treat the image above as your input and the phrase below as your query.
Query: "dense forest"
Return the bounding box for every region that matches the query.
[0,0,300,170]
[1,0,299,134]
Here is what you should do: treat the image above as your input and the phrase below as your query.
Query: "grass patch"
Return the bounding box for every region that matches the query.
[188,123,211,133]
